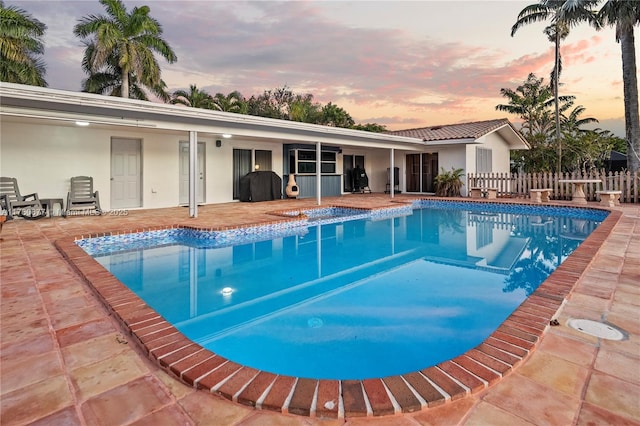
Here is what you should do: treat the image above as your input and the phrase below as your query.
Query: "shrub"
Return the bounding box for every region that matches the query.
[435,167,465,197]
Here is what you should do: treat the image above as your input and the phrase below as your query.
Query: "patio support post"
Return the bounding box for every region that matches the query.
[390,148,395,198]
[316,141,321,206]
[189,131,198,218]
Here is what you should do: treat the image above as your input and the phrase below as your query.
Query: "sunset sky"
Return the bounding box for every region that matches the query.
[11,0,627,136]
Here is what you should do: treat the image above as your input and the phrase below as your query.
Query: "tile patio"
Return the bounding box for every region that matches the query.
[1,194,638,425]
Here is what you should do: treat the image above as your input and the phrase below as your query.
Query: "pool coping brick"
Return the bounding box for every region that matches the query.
[51,201,623,419]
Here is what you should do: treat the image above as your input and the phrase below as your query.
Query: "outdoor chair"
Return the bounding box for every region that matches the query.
[65,176,102,216]
[0,177,46,220]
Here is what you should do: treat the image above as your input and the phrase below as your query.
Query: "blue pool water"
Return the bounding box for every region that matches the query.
[82,201,607,380]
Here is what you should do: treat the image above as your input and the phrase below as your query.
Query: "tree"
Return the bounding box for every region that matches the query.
[74,0,177,99]
[598,0,640,174]
[496,72,577,142]
[247,86,294,119]
[170,84,215,109]
[0,0,47,86]
[213,91,248,114]
[560,105,600,171]
[289,94,322,123]
[511,0,600,174]
[351,123,388,133]
[496,73,575,137]
[80,42,170,101]
[320,102,354,128]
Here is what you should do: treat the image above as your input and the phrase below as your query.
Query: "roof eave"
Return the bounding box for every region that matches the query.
[0,82,423,147]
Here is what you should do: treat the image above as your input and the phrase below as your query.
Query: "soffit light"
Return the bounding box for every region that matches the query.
[222,134,232,138]
[75,121,90,126]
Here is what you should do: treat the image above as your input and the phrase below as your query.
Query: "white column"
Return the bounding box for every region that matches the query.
[316,141,322,206]
[390,148,395,198]
[189,131,198,218]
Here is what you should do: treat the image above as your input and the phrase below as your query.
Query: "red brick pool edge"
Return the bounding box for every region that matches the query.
[53,208,622,419]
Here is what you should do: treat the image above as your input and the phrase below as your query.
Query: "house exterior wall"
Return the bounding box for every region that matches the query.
[464,133,512,176]
[0,121,284,210]
[464,132,512,195]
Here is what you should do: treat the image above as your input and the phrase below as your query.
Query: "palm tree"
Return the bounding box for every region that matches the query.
[0,1,47,86]
[170,84,215,109]
[511,0,600,174]
[561,104,598,135]
[213,91,248,114]
[73,0,177,99]
[598,0,640,174]
[80,42,170,101]
[496,73,575,137]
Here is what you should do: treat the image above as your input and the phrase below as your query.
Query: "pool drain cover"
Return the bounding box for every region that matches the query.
[567,319,625,340]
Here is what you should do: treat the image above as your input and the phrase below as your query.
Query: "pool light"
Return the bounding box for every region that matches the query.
[221,287,233,296]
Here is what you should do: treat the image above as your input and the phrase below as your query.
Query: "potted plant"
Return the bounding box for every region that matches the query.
[434,167,465,197]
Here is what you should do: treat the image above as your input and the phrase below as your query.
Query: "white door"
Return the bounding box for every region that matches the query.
[179,141,205,205]
[111,138,141,209]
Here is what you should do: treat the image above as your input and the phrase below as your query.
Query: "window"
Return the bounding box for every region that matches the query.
[293,149,337,174]
[475,220,494,249]
[476,147,492,173]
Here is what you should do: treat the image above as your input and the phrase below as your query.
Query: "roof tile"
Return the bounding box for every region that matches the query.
[387,118,512,141]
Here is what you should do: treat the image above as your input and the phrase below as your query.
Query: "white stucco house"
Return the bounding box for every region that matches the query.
[0,83,528,215]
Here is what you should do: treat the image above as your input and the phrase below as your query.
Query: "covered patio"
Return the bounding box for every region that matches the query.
[1,195,638,425]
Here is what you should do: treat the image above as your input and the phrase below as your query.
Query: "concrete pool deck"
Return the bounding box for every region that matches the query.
[1,194,639,425]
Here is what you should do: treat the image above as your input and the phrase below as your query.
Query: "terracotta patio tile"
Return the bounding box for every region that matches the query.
[463,401,536,425]
[29,406,83,426]
[1,317,50,346]
[536,332,597,367]
[0,332,54,362]
[49,305,106,331]
[69,351,150,400]
[0,375,73,426]
[411,396,478,426]
[81,376,173,425]
[576,402,640,426]
[1,350,64,394]
[56,318,118,348]
[128,403,194,425]
[515,351,590,398]
[594,347,640,385]
[483,373,580,425]
[585,371,640,421]
[61,332,131,370]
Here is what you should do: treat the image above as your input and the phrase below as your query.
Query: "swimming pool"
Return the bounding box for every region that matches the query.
[79,200,607,381]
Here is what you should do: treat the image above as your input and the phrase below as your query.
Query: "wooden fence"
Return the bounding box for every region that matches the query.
[467,171,640,204]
